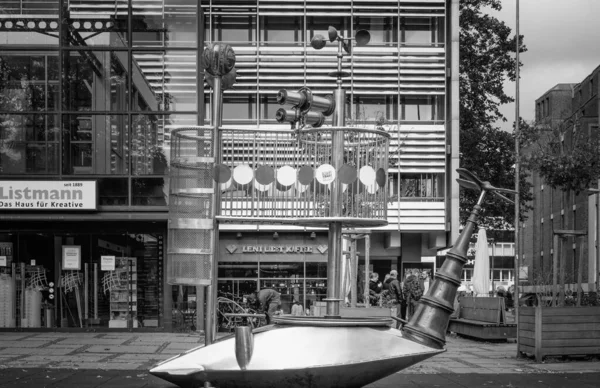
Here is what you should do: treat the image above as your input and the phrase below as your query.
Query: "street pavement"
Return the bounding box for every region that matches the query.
[1,331,600,387]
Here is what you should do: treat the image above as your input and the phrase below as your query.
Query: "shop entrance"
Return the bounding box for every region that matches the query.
[0,226,165,330]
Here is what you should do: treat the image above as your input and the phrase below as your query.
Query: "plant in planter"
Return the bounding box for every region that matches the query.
[520,117,600,361]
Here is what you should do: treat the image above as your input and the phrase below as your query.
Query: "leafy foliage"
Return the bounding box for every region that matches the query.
[525,119,600,194]
[459,0,530,228]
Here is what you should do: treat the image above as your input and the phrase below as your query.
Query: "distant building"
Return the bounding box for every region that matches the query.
[523,66,600,287]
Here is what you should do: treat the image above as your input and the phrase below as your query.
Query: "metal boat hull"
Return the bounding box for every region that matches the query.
[150,324,444,388]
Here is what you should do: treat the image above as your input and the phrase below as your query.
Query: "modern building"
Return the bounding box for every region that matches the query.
[0,0,459,331]
[523,66,600,289]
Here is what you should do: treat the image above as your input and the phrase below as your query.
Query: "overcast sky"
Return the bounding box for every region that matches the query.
[488,0,600,130]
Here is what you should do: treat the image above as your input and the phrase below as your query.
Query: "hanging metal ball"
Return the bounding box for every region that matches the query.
[202,43,236,76]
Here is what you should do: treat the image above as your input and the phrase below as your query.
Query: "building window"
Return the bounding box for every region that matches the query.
[214,15,256,44]
[353,95,398,123]
[354,17,397,45]
[63,51,129,112]
[0,114,60,174]
[0,53,59,112]
[401,96,444,121]
[401,17,443,45]
[260,16,303,45]
[399,173,443,199]
[223,94,257,122]
[307,17,350,45]
[132,1,198,47]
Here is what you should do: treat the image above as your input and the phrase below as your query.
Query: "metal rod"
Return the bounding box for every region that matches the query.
[514,0,521,351]
[84,263,88,321]
[553,234,558,306]
[351,239,357,308]
[206,75,223,345]
[94,263,98,320]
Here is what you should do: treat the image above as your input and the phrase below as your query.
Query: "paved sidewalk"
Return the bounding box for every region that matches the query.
[0,331,599,374]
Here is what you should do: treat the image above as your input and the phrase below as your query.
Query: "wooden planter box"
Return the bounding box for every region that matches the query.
[519,306,600,361]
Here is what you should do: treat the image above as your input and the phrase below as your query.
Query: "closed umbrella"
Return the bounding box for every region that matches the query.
[472,228,490,296]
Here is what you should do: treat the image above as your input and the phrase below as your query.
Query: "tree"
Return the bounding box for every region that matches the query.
[459,0,529,228]
[525,117,600,195]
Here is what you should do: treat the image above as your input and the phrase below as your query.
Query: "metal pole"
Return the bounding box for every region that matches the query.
[350,239,357,308]
[490,238,495,296]
[325,39,346,318]
[206,76,223,344]
[514,0,521,355]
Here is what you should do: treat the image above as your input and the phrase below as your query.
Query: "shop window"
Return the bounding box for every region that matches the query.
[305,262,327,278]
[132,177,168,206]
[259,261,303,278]
[63,51,129,112]
[98,178,128,206]
[0,114,59,174]
[63,114,129,175]
[214,15,256,43]
[260,16,303,45]
[132,51,197,111]
[218,262,258,278]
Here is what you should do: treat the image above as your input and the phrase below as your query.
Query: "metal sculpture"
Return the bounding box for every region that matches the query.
[152,30,517,388]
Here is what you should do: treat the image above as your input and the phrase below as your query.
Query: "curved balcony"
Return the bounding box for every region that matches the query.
[170,125,390,230]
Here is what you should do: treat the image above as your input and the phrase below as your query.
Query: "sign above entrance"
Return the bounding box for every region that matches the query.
[225,245,327,254]
[0,181,97,210]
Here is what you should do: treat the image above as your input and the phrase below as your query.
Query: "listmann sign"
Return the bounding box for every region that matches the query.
[0,181,97,210]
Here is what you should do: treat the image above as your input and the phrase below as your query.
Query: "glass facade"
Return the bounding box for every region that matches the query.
[1,1,454,330]
[0,0,200,206]
[0,0,200,330]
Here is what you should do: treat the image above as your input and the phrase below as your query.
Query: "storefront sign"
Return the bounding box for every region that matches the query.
[0,256,6,267]
[101,255,116,271]
[62,245,81,270]
[0,181,97,210]
[242,245,314,253]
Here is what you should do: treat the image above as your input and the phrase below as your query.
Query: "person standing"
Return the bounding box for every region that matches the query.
[291,300,304,316]
[368,272,383,305]
[387,270,405,328]
[403,274,423,320]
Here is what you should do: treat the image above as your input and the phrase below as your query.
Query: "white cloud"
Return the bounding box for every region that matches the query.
[484,0,600,130]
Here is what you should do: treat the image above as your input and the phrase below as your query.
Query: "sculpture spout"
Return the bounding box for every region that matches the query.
[402,169,517,349]
[235,326,254,370]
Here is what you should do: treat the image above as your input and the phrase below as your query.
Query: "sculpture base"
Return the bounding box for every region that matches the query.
[150,317,444,388]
